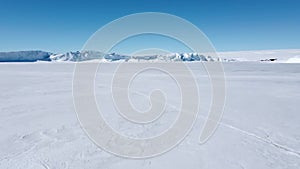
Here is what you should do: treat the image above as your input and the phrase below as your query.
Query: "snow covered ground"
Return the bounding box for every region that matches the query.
[217,49,300,62]
[0,62,299,168]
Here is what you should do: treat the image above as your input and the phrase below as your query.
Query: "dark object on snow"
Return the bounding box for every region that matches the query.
[260,58,277,62]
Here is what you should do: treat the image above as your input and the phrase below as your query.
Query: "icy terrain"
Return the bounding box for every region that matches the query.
[1,49,300,62]
[216,49,300,62]
[0,62,299,168]
[0,51,51,62]
[0,51,214,62]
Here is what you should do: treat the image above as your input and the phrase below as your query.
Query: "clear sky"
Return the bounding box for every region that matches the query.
[0,0,299,53]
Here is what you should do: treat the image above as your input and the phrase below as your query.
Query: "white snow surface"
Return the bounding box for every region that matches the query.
[217,49,300,62]
[0,62,299,168]
[286,56,300,63]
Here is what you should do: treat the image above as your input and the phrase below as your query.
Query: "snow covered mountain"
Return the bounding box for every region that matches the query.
[0,50,216,62]
[49,51,105,62]
[1,49,300,62]
[50,51,215,62]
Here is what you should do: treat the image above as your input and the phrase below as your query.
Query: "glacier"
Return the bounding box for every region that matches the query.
[0,50,214,62]
[50,51,213,62]
[1,49,300,63]
[0,51,51,62]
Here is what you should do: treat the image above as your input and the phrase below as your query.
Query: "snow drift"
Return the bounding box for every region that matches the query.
[286,56,300,63]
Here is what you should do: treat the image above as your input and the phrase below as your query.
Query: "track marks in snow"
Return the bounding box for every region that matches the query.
[220,123,300,158]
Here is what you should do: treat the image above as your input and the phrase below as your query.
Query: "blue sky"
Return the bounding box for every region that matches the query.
[0,0,299,53]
